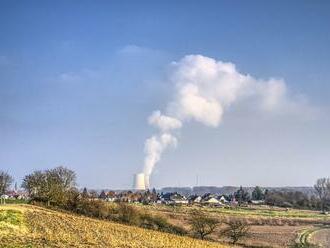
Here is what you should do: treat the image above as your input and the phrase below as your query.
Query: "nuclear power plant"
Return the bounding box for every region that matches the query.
[144,174,150,189]
[133,173,150,190]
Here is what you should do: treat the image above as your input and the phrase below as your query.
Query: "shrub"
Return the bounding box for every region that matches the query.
[116,202,141,225]
[221,220,250,244]
[189,209,219,240]
[139,213,187,235]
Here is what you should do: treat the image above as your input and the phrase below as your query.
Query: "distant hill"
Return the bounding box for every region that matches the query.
[161,186,315,197]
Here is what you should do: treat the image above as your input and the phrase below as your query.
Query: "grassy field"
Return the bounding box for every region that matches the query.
[140,204,330,219]
[1,203,329,248]
[136,204,330,226]
[0,204,232,248]
[128,204,330,247]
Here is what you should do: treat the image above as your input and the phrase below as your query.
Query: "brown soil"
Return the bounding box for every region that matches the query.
[310,228,330,248]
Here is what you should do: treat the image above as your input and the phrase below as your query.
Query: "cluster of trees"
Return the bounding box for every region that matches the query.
[231,182,330,212]
[314,178,330,213]
[189,209,249,244]
[252,186,266,200]
[263,178,330,212]
[19,167,186,236]
[231,186,266,205]
[264,190,317,209]
[22,166,76,206]
[0,171,13,195]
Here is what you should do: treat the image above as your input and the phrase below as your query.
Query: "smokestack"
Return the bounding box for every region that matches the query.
[133,173,146,190]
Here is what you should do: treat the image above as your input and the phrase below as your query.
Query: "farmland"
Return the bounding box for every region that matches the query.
[309,227,330,247]
[131,203,330,247]
[0,204,230,248]
[1,203,330,247]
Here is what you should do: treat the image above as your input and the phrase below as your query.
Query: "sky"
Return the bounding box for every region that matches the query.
[0,0,330,189]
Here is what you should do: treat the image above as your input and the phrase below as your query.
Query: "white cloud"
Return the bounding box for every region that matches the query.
[167,55,294,126]
[256,78,287,111]
[58,72,82,83]
[172,83,223,127]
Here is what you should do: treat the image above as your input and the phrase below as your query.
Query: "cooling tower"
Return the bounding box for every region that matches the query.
[133,173,146,190]
[144,174,150,190]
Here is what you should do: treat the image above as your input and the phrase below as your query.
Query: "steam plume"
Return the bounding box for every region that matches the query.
[143,133,177,176]
[142,54,297,186]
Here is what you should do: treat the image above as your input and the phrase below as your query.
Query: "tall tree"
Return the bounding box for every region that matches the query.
[0,171,13,195]
[234,186,250,205]
[252,186,265,200]
[21,170,47,198]
[82,187,89,198]
[99,190,107,199]
[314,178,330,213]
[22,166,76,206]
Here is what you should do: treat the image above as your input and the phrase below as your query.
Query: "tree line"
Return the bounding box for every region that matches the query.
[2,168,330,213]
[2,167,330,245]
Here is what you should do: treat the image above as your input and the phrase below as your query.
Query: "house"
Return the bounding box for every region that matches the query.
[6,191,18,199]
[218,195,229,204]
[188,195,202,204]
[106,196,117,202]
[251,200,265,205]
[203,196,220,205]
[201,193,221,205]
[106,191,117,202]
[16,191,29,200]
[230,197,238,206]
[0,194,9,200]
[160,192,188,205]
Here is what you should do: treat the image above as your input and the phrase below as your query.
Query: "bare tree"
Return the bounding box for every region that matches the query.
[0,171,13,195]
[22,166,76,206]
[222,220,250,244]
[189,209,219,240]
[314,178,330,213]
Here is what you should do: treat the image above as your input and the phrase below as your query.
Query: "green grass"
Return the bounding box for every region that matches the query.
[138,203,329,219]
[3,199,29,204]
[0,209,23,226]
[0,208,25,237]
[293,227,322,248]
[207,207,327,219]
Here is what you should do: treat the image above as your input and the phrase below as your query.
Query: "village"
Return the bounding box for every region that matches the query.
[1,186,265,206]
[104,190,236,205]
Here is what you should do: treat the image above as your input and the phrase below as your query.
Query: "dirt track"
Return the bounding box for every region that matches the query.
[309,227,330,247]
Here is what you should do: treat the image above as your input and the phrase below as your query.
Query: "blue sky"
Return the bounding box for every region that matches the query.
[1,1,330,189]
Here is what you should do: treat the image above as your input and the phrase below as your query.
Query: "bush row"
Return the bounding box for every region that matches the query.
[58,190,187,236]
